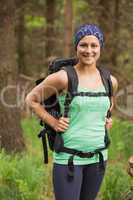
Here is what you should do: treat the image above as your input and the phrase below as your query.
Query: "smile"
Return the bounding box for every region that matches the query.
[82,56,94,59]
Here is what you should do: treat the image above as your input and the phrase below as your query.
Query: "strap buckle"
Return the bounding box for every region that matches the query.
[76,151,95,158]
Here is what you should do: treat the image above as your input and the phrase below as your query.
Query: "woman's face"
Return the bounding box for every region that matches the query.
[76,35,101,66]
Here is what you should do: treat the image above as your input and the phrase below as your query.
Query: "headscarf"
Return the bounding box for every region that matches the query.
[74,24,104,49]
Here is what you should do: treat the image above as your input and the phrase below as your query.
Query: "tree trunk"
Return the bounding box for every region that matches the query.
[0,0,25,152]
[97,0,122,77]
[111,0,120,66]
[15,0,26,74]
[45,0,56,59]
[64,0,73,57]
[98,0,113,67]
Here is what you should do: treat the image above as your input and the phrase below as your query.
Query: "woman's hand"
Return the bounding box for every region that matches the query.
[105,117,113,130]
[53,117,69,132]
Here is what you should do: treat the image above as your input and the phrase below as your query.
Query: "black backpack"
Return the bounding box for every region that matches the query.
[36,58,113,180]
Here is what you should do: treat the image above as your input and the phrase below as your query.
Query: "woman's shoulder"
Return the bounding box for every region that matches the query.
[110,75,118,94]
[43,69,68,91]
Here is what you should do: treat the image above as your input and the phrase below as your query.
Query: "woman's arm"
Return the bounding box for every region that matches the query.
[25,70,69,132]
[106,75,118,129]
[111,75,118,96]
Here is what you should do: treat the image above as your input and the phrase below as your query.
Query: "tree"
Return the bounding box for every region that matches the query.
[0,0,25,152]
[15,0,26,74]
[45,0,56,59]
[64,0,73,57]
[96,0,113,67]
[111,0,120,67]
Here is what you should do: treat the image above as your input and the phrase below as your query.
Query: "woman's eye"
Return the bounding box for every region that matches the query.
[79,43,87,47]
[91,43,98,48]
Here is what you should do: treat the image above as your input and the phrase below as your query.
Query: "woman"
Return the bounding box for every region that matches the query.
[26,24,118,200]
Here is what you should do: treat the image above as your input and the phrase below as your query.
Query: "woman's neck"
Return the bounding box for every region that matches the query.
[75,62,97,75]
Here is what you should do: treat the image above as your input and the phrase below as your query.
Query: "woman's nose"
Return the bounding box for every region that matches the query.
[86,46,92,53]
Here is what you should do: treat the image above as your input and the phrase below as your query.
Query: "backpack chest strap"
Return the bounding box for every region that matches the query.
[72,91,109,97]
[63,91,109,117]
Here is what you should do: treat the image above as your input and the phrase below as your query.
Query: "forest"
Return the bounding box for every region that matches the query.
[0,0,133,199]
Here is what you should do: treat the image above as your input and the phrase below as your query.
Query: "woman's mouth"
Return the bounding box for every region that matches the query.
[82,55,94,59]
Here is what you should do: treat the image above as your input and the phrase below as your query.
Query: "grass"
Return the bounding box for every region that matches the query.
[100,117,133,199]
[0,116,133,200]
[0,117,54,200]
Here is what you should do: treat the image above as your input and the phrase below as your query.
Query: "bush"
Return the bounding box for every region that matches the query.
[109,118,133,160]
[0,117,53,200]
[1,117,133,200]
[0,150,48,200]
[100,118,133,200]
[101,163,133,200]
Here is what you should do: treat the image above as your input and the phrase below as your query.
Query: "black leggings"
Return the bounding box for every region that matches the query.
[53,162,106,200]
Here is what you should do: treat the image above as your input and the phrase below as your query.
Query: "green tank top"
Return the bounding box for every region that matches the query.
[53,85,110,165]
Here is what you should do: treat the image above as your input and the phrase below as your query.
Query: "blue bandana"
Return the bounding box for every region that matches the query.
[74,24,104,49]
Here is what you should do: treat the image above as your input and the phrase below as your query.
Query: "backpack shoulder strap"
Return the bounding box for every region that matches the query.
[98,66,113,97]
[62,65,78,94]
[61,65,78,117]
[98,66,113,118]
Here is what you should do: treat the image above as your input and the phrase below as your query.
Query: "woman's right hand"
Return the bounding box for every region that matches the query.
[53,117,69,132]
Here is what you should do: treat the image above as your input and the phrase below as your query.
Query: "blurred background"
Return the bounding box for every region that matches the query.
[0,0,133,200]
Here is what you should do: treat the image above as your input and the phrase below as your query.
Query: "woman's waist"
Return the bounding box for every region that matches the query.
[62,132,106,150]
[63,125,106,137]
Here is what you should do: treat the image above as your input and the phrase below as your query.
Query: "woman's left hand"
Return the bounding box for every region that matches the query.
[105,117,113,129]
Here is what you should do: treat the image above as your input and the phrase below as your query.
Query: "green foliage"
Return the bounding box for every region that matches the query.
[101,163,132,200]
[0,117,133,200]
[73,0,94,25]
[99,118,133,200]
[21,117,41,148]
[0,117,53,200]
[0,184,21,200]
[0,150,46,200]
[25,15,46,30]
[109,118,133,160]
